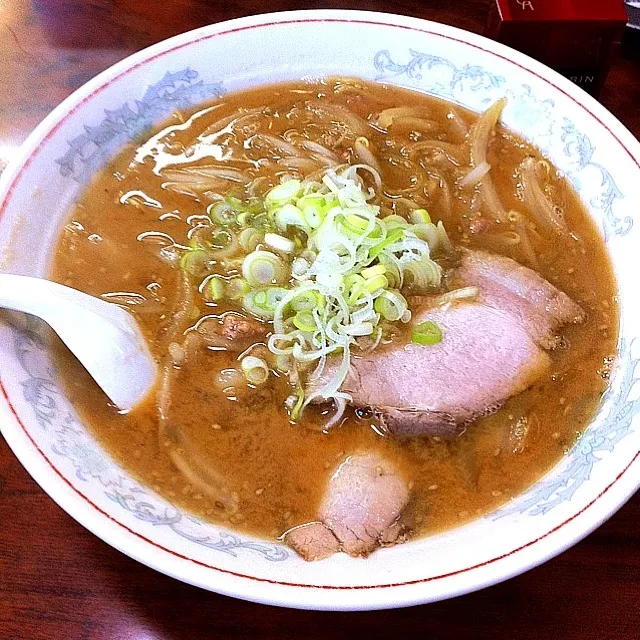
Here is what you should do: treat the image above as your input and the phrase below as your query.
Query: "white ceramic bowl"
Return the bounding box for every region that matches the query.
[0,10,639,611]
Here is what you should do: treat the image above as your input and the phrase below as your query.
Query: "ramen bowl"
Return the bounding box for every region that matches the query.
[0,10,639,610]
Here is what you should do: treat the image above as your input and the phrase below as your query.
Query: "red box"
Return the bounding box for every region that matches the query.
[486,0,629,97]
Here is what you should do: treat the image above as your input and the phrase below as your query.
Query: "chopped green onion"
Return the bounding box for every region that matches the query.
[342,213,370,234]
[382,214,410,229]
[377,254,402,288]
[208,201,236,225]
[211,229,230,247]
[293,311,317,332]
[344,273,365,288]
[411,223,438,245]
[410,208,431,225]
[344,273,366,304]
[240,355,270,385]
[226,277,250,300]
[265,287,289,311]
[302,205,325,229]
[374,289,408,322]
[364,274,388,293]
[369,228,404,258]
[290,385,305,421]
[225,195,244,210]
[298,194,328,229]
[202,168,450,424]
[411,320,443,345]
[361,264,386,279]
[322,174,339,193]
[290,289,323,312]
[343,322,374,336]
[239,228,262,252]
[347,285,366,306]
[251,212,270,230]
[241,286,288,317]
[265,180,302,207]
[265,232,295,253]
[180,249,211,276]
[208,275,226,301]
[188,234,208,251]
[274,204,309,233]
[274,353,291,373]
[370,220,386,239]
[297,193,326,209]
[315,272,344,291]
[243,290,273,319]
[291,257,311,278]
[403,258,442,290]
[242,250,288,287]
[237,211,252,227]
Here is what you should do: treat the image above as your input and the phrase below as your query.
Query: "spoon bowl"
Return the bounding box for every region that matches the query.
[0,274,157,411]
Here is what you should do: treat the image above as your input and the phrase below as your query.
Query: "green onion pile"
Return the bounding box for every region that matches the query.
[180,166,449,424]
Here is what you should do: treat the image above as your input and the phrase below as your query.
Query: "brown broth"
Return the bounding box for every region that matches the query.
[50,80,618,543]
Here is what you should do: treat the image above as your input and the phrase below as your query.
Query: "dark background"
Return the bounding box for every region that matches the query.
[0,2,639,638]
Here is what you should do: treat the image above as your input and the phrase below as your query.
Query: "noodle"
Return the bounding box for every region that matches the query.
[408,140,468,167]
[307,101,369,137]
[459,161,491,189]
[49,79,619,558]
[162,165,249,184]
[434,286,479,305]
[199,107,262,138]
[447,108,469,142]
[507,210,540,267]
[277,157,319,173]
[156,309,239,512]
[389,117,439,133]
[168,439,239,512]
[376,106,431,129]
[342,162,383,193]
[479,231,521,253]
[247,175,271,197]
[516,222,539,269]
[469,99,506,167]
[300,140,340,163]
[519,157,569,236]
[424,171,454,222]
[250,133,304,158]
[469,99,508,221]
[388,196,420,213]
[384,170,426,199]
[478,180,507,222]
[161,164,249,197]
[353,137,382,175]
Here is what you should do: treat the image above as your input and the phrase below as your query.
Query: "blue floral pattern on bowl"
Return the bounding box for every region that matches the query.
[56,69,224,185]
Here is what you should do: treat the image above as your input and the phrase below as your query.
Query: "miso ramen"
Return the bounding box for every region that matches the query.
[51,79,618,560]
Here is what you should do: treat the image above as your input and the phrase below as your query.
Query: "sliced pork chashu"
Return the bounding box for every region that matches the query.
[284,451,409,560]
[319,249,585,437]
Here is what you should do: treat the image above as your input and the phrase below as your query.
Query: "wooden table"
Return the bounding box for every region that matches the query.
[1,1,639,637]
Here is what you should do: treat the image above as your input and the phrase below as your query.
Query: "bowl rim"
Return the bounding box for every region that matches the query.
[0,9,639,611]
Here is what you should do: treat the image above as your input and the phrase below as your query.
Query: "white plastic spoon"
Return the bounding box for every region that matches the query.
[0,274,157,411]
